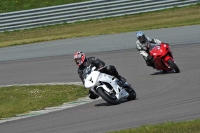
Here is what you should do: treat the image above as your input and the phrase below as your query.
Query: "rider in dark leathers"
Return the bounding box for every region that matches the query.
[74,51,126,99]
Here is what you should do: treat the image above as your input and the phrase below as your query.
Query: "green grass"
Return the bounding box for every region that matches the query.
[0,85,88,119]
[0,4,200,48]
[0,0,89,13]
[108,120,200,133]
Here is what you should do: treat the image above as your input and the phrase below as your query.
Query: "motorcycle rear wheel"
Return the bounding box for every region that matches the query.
[168,59,180,73]
[97,87,119,105]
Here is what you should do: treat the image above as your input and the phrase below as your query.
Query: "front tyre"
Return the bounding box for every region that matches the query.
[97,87,119,105]
[168,59,180,73]
[126,87,137,101]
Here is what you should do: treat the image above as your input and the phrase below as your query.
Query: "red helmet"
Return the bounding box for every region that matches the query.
[74,51,86,66]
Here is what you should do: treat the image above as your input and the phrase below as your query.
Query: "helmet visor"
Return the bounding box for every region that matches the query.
[138,35,145,42]
[74,57,82,65]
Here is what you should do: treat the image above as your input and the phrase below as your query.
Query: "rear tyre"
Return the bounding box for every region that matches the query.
[168,59,180,73]
[97,87,119,105]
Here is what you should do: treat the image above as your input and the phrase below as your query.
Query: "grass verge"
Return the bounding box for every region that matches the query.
[108,120,200,133]
[0,4,200,48]
[0,85,87,119]
[0,0,89,13]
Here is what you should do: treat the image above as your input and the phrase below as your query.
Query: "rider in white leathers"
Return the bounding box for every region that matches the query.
[136,31,162,68]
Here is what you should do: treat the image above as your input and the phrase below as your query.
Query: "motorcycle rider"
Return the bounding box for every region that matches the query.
[136,31,162,68]
[74,51,126,99]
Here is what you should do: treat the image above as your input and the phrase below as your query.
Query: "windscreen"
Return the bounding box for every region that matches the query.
[149,43,160,51]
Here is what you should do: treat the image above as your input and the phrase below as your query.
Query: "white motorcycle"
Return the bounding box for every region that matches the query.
[83,66,136,105]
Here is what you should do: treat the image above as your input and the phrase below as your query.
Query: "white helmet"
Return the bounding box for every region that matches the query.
[136,31,147,44]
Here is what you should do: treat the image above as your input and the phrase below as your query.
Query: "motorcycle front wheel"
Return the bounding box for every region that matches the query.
[126,87,137,101]
[168,59,180,73]
[97,87,119,105]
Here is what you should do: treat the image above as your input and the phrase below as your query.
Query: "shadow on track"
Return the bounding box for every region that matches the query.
[95,98,138,107]
[151,70,180,75]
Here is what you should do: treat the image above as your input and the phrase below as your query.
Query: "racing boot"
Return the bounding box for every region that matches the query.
[88,90,99,99]
[147,56,155,69]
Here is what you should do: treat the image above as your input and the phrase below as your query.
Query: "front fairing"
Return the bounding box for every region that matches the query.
[150,43,173,70]
[150,45,165,58]
[84,71,100,88]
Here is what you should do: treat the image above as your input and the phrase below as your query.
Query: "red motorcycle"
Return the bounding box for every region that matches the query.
[149,43,180,73]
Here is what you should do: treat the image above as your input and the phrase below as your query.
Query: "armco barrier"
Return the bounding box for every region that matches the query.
[0,0,199,32]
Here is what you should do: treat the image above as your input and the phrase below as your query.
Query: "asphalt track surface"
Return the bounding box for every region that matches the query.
[0,25,200,133]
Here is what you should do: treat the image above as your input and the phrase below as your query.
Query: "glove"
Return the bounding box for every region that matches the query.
[140,51,148,57]
[92,66,97,71]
